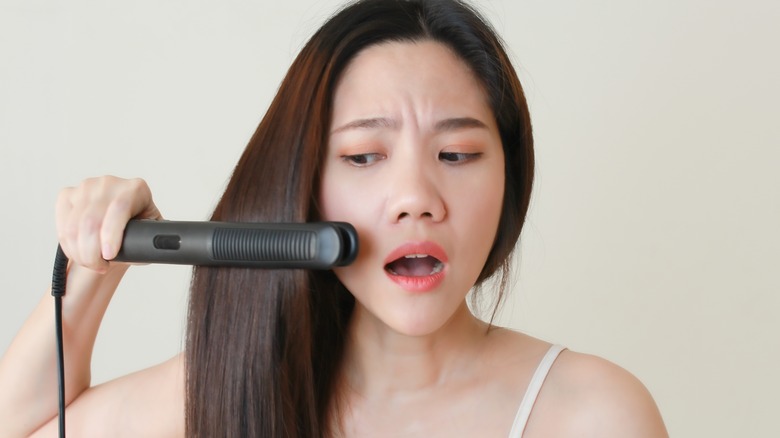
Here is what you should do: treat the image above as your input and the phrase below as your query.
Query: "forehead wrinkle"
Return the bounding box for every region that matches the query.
[331,116,489,136]
[331,117,399,134]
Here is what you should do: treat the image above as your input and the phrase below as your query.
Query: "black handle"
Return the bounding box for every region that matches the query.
[113,220,358,269]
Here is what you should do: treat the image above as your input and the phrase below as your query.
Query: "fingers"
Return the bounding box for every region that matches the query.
[56,176,161,273]
[99,178,162,260]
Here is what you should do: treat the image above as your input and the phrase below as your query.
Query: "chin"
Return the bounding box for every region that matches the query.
[391,320,441,337]
[381,304,463,337]
[345,275,473,337]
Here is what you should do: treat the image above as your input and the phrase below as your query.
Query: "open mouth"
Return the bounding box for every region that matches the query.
[385,254,444,277]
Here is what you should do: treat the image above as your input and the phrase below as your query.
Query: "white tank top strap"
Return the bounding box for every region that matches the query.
[507,344,567,437]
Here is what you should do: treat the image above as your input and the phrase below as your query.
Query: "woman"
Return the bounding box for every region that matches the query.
[0,0,667,436]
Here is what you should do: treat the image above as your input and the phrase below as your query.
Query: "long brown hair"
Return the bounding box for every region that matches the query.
[185,0,534,436]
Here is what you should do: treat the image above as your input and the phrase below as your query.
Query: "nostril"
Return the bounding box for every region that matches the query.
[396,211,435,220]
[397,211,433,221]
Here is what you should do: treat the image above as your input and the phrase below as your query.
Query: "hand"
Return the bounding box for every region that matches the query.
[56,176,163,273]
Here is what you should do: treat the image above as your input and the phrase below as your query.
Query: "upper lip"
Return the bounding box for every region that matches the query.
[384,241,449,265]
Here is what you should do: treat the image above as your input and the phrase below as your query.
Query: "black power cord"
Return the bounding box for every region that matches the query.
[51,245,68,438]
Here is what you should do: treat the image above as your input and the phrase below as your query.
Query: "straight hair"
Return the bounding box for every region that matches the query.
[185,0,534,436]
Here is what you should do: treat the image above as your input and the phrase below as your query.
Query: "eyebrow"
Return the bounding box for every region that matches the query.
[331,117,399,134]
[331,116,488,134]
[434,117,489,132]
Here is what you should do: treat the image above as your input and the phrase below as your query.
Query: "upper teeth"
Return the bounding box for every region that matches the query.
[404,254,428,258]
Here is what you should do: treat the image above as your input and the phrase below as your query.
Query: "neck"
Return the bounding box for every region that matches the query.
[340,301,489,398]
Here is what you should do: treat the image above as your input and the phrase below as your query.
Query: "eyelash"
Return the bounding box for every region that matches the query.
[438,152,482,164]
[340,152,482,167]
[341,153,386,167]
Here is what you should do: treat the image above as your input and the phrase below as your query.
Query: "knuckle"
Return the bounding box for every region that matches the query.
[56,186,74,204]
[63,222,79,240]
[79,176,99,191]
[127,177,150,196]
[81,214,101,232]
[107,196,132,217]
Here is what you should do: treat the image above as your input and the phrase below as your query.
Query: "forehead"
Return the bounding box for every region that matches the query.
[330,40,495,127]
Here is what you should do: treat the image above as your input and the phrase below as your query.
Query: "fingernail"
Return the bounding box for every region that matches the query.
[102,243,113,260]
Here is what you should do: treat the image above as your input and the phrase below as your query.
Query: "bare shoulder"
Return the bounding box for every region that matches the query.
[529,348,668,437]
[481,329,666,437]
[31,353,185,438]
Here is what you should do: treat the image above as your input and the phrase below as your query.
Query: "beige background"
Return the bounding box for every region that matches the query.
[1,0,778,436]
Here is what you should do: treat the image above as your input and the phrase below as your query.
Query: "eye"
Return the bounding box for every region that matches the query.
[438,152,482,164]
[341,153,386,167]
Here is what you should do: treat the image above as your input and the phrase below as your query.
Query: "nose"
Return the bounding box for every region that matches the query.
[385,158,446,224]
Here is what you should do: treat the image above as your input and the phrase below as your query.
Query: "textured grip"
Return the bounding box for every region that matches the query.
[113,220,358,269]
[212,228,315,262]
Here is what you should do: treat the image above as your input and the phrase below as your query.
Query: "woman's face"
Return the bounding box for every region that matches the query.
[319,40,505,336]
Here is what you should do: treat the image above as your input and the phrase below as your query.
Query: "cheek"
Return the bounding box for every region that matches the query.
[318,167,381,272]
[484,174,505,239]
[319,173,371,223]
[318,161,345,221]
[459,169,504,223]
[454,167,505,269]
[320,176,378,302]
[319,156,388,227]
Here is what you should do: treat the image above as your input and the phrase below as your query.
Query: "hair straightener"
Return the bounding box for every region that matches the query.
[50,220,358,437]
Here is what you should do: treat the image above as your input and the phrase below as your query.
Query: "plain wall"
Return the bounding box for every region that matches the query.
[1,1,778,436]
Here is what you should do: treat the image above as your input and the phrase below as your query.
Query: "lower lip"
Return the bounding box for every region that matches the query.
[385,270,446,293]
